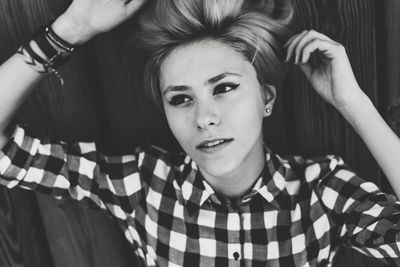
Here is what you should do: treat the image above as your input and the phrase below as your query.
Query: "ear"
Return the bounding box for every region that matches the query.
[263,85,276,117]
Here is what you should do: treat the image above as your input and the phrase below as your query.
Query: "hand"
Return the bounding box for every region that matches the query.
[52,0,147,45]
[285,30,367,112]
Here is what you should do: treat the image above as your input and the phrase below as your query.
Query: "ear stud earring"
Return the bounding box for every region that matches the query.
[266,108,271,113]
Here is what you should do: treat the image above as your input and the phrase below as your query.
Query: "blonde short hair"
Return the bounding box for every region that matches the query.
[136,0,293,108]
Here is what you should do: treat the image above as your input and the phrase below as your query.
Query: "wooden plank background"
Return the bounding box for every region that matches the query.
[0,0,399,266]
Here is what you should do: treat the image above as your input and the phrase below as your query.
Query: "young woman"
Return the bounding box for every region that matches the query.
[1,0,400,266]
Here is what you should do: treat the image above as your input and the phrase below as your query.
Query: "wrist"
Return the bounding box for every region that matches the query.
[51,15,93,46]
[337,92,375,129]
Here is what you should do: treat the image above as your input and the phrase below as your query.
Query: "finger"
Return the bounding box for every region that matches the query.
[284,33,300,48]
[294,30,332,64]
[300,38,325,64]
[299,63,313,79]
[285,30,308,62]
[300,38,341,64]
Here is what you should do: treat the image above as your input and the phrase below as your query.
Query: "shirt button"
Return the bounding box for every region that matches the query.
[233,252,240,260]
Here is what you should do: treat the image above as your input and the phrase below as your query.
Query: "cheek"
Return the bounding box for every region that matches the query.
[226,93,265,123]
[165,109,193,141]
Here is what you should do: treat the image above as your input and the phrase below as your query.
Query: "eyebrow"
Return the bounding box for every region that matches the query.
[162,85,189,97]
[207,72,241,84]
[162,72,241,96]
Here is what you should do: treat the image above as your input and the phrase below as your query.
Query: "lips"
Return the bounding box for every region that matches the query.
[196,138,233,151]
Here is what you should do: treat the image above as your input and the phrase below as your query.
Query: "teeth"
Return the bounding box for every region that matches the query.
[203,139,225,147]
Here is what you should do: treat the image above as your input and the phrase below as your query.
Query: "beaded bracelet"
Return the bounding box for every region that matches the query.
[17,44,66,85]
[17,20,78,85]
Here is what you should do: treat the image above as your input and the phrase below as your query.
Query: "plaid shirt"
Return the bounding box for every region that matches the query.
[1,125,400,267]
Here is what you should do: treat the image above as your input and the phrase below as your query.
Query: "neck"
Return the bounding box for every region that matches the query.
[200,137,265,198]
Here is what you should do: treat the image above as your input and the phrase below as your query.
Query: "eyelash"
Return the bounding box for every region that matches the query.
[213,83,240,95]
[168,83,240,106]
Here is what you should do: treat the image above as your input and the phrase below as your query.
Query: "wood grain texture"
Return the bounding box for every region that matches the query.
[0,0,398,266]
[289,0,388,266]
[288,0,380,175]
[0,1,56,266]
[0,0,136,266]
[375,0,400,198]
[36,195,137,267]
[383,0,400,135]
[0,188,54,267]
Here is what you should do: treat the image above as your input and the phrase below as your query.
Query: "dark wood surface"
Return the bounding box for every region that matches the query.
[0,0,398,266]
[0,0,137,266]
[384,0,400,136]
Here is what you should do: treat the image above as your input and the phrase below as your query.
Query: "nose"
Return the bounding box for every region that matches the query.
[195,101,220,130]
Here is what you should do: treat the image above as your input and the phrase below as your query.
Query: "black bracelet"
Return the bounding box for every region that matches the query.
[33,26,59,57]
[44,21,76,53]
[33,28,69,68]
[31,21,75,68]
[23,41,48,65]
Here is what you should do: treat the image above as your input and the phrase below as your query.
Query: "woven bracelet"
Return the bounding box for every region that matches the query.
[17,20,80,85]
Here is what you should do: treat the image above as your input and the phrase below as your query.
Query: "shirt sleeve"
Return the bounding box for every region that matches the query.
[0,125,144,221]
[314,157,400,266]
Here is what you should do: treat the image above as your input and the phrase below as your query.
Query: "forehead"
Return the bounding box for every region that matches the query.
[159,39,252,90]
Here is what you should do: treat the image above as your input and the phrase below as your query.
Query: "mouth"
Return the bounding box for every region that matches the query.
[196,138,234,152]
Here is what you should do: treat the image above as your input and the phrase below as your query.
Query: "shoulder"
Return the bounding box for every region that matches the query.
[299,154,380,195]
[274,152,359,197]
[283,153,378,194]
[274,152,345,182]
[292,154,391,214]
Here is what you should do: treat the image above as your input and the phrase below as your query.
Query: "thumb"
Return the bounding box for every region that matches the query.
[299,63,312,79]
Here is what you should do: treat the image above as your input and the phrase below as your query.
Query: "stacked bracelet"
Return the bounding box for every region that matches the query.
[45,24,76,53]
[16,20,77,85]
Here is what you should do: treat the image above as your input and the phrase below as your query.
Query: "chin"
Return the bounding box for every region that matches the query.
[196,154,241,179]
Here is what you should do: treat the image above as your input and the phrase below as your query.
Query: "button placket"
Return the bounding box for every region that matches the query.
[227,207,241,263]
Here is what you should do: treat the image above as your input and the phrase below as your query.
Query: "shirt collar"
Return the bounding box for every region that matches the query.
[179,156,214,215]
[179,146,290,215]
[257,147,291,210]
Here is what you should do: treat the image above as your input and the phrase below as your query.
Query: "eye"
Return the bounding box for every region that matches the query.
[168,94,192,106]
[213,83,240,95]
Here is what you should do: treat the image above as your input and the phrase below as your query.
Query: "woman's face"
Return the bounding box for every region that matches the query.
[159,39,269,183]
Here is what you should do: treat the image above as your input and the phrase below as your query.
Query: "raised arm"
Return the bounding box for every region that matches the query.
[0,0,147,147]
[285,30,400,199]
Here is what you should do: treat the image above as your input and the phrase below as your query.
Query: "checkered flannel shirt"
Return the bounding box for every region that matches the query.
[1,125,400,267]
